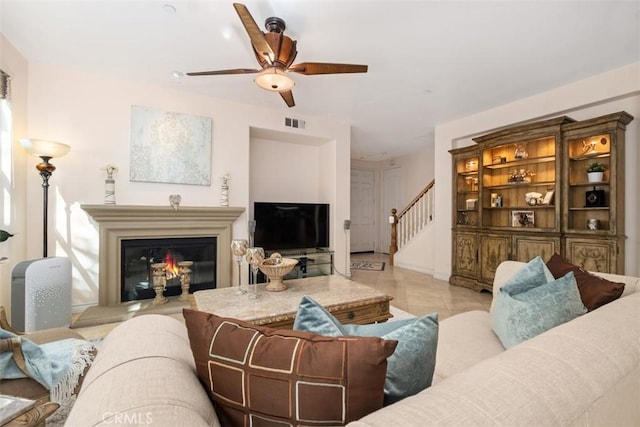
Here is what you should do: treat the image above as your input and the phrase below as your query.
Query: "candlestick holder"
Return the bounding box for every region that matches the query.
[245,247,265,299]
[178,261,194,301]
[151,262,168,305]
[231,239,249,294]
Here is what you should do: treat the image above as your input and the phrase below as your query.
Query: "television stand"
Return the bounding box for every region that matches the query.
[257,248,334,282]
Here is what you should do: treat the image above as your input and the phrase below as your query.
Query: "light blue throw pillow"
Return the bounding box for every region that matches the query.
[293,296,438,405]
[492,269,587,349]
[501,256,556,295]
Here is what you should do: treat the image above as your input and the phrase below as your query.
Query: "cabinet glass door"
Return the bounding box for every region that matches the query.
[566,133,612,233]
[481,136,557,230]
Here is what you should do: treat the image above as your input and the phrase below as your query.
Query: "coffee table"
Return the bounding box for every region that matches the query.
[191,275,392,329]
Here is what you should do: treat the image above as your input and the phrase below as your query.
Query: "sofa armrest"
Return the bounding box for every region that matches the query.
[66,314,219,427]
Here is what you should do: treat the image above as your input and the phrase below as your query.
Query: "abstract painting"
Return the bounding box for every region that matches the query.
[130,106,212,185]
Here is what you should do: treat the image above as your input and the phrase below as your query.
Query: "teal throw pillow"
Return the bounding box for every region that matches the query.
[293,296,438,405]
[492,271,587,349]
[500,256,555,295]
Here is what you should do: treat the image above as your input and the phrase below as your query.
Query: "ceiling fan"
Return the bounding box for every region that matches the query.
[186,3,368,107]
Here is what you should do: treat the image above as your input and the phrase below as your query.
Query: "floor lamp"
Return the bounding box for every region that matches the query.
[20,139,71,258]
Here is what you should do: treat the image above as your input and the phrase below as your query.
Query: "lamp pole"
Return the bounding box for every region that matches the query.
[20,139,70,259]
[35,156,56,257]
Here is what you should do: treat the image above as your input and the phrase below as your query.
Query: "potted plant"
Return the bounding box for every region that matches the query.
[0,229,13,262]
[586,162,606,183]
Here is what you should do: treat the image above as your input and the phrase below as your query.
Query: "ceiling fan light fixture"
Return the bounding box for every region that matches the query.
[254,67,294,92]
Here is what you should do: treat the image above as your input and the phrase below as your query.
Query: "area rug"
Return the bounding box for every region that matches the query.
[350,260,385,271]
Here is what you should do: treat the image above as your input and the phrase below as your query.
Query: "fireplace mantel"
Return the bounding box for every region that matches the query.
[82,205,244,306]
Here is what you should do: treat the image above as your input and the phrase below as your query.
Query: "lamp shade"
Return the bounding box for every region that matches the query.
[254,67,294,92]
[20,139,70,158]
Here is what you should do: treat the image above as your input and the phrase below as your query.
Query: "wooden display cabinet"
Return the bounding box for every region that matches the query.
[450,112,632,290]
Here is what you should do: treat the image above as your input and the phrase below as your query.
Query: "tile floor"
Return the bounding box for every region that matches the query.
[349,252,492,320]
[72,252,492,339]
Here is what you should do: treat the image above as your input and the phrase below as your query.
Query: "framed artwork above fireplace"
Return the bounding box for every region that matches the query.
[129,105,212,185]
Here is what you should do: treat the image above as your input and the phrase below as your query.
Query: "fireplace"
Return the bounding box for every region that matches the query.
[121,236,217,302]
[82,205,244,306]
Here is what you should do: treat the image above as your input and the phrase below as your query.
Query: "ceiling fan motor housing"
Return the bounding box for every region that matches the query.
[253,30,298,69]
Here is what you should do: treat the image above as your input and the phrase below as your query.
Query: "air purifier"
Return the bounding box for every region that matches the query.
[11,257,72,332]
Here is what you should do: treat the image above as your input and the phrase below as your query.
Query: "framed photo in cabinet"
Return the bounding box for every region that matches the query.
[511,210,535,228]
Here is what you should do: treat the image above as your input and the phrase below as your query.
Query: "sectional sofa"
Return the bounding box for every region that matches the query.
[66,261,640,426]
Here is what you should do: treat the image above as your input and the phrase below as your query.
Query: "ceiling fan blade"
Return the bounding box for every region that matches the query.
[280,90,295,107]
[288,62,368,75]
[186,68,260,76]
[233,3,275,64]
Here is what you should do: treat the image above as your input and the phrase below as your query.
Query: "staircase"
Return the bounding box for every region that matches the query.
[389,180,435,265]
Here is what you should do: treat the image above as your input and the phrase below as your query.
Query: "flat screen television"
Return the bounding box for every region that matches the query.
[254,202,330,251]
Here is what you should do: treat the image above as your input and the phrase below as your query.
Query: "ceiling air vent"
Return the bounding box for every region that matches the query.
[285,117,305,129]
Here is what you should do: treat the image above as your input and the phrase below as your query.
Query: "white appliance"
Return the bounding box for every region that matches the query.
[11,257,72,332]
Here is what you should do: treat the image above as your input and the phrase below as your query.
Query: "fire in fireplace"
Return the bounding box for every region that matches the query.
[120,237,216,302]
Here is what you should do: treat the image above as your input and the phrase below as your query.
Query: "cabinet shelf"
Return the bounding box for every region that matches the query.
[485,205,555,210]
[260,248,334,281]
[484,226,557,233]
[569,153,610,161]
[484,181,555,190]
[484,156,555,170]
[569,207,610,211]
[570,181,609,187]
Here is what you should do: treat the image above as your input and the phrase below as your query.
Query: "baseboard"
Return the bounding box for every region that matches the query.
[394,261,434,275]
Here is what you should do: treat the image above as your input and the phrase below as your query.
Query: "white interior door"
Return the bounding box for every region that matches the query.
[381,167,403,254]
[350,169,375,252]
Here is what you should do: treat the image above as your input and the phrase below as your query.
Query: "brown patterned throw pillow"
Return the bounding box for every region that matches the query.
[546,253,625,311]
[183,309,397,426]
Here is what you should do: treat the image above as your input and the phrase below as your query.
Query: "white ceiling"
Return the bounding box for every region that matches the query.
[1,1,639,161]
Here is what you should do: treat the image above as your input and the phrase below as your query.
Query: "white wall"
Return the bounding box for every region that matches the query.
[433,62,640,280]
[351,146,435,255]
[18,60,350,311]
[250,138,324,204]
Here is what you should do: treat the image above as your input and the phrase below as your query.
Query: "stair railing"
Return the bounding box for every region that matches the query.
[389,179,435,265]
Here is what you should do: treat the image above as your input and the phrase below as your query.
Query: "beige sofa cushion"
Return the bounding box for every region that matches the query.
[66,314,219,427]
[433,310,503,384]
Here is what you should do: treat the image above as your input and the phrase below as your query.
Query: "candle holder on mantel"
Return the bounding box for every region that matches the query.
[178,261,194,301]
[151,262,168,305]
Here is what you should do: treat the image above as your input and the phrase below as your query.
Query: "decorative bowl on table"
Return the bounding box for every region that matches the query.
[258,254,298,292]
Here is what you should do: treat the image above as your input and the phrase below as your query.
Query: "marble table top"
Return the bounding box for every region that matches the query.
[191,274,392,326]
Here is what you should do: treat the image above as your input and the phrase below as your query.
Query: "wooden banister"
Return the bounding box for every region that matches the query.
[389,179,435,266]
[389,208,398,265]
[397,179,435,219]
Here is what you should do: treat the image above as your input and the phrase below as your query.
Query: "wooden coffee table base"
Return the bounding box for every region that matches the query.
[192,275,392,328]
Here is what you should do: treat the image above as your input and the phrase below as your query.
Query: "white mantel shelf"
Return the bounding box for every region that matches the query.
[81,205,245,222]
[82,204,245,306]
